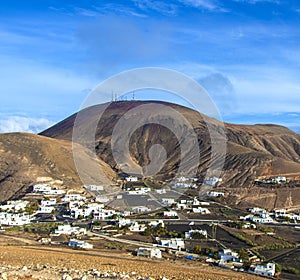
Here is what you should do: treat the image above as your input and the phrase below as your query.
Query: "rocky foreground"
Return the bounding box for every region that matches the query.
[0,245,262,280]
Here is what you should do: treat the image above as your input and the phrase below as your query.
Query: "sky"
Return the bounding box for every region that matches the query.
[0,0,300,133]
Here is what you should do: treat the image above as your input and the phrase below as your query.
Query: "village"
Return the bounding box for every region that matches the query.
[0,175,299,279]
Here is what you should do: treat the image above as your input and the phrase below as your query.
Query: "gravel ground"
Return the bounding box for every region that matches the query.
[0,245,263,280]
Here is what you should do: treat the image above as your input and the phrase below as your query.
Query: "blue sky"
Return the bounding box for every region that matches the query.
[0,0,300,133]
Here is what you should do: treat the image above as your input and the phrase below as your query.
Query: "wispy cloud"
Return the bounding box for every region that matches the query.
[233,0,280,4]
[178,0,228,12]
[0,116,54,134]
[132,0,178,15]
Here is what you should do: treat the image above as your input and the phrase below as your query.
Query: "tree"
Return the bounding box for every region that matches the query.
[193,245,202,254]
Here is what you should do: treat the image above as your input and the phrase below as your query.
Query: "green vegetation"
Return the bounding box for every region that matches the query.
[104,242,125,250]
[231,233,257,247]
[261,243,295,250]
[204,247,218,259]
[258,226,274,234]
[25,201,39,215]
[282,266,300,275]
[193,245,201,254]
[23,222,61,234]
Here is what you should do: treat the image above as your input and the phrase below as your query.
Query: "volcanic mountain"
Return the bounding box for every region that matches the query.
[40,101,300,210]
[0,101,299,209]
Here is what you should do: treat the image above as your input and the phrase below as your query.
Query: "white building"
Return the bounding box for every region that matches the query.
[55,224,87,235]
[37,206,55,214]
[84,185,104,191]
[185,229,208,239]
[161,198,175,205]
[252,215,274,224]
[154,189,166,194]
[33,184,51,193]
[118,218,132,227]
[248,263,276,277]
[129,222,147,232]
[0,212,31,226]
[148,220,164,228]
[125,176,138,182]
[62,194,86,202]
[163,211,178,218]
[204,177,222,186]
[128,187,151,195]
[207,191,225,198]
[44,189,66,195]
[137,247,162,259]
[159,238,185,250]
[249,208,267,215]
[192,207,211,214]
[0,200,29,212]
[132,206,151,213]
[218,249,240,263]
[93,209,116,220]
[68,239,93,249]
[41,198,57,207]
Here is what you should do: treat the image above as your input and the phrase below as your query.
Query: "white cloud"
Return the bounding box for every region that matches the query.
[0,116,54,134]
[233,0,280,4]
[132,0,178,15]
[178,0,228,12]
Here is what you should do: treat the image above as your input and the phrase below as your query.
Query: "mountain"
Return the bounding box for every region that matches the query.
[41,101,300,210]
[0,133,115,202]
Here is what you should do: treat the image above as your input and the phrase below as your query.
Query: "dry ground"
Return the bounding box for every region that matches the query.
[0,245,264,280]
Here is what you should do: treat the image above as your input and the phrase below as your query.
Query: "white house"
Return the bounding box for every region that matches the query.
[44,189,66,195]
[84,185,104,191]
[249,208,267,215]
[68,239,93,249]
[55,224,87,235]
[173,183,194,189]
[37,206,55,214]
[128,187,151,195]
[132,206,151,213]
[125,176,138,182]
[93,209,116,220]
[148,220,164,228]
[204,177,222,186]
[185,229,208,239]
[62,194,86,202]
[218,249,240,263]
[274,209,287,217]
[118,218,132,227]
[161,198,175,205]
[154,189,166,194]
[207,191,225,198]
[252,215,274,224]
[163,211,178,218]
[137,247,162,259]
[248,263,276,277]
[159,238,185,250]
[33,184,51,193]
[129,222,147,232]
[41,198,57,207]
[192,207,211,214]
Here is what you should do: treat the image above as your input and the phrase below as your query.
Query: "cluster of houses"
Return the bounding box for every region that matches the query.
[254,176,287,185]
[208,248,276,277]
[240,207,300,224]
[0,200,31,226]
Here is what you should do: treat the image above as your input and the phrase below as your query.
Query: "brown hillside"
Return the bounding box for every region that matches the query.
[0,133,115,202]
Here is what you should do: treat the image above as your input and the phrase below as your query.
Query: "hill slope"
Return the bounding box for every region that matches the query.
[0,133,115,202]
